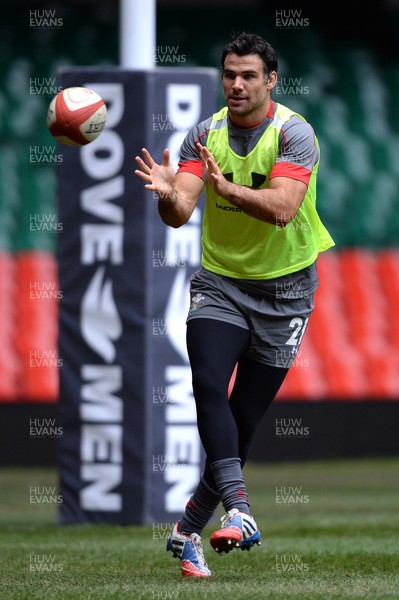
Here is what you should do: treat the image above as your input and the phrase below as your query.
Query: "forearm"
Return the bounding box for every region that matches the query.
[219,178,306,226]
[198,143,306,226]
[157,171,204,228]
[157,188,191,228]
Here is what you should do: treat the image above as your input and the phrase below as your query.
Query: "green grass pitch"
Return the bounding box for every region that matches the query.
[0,458,398,599]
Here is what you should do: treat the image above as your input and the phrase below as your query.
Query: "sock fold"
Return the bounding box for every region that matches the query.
[210,457,250,515]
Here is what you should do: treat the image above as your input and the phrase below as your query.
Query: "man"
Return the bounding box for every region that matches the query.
[135,31,334,578]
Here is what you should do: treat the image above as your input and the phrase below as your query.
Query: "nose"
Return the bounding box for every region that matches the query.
[231,76,244,91]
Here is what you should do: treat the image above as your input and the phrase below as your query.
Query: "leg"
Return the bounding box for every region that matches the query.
[167,318,250,572]
[181,326,289,536]
[229,356,289,467]
[176,325,288,553]
[207,358,288,553]
[187,318,252,513]
[186,318,250,462]
[200,356,288,491]
[178,318,249,536]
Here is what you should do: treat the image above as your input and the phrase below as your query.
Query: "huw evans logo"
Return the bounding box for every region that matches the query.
[30,486,63,504]
[275,486,310,505]
[275,418,310,438]
[275,77,310,97]
[275,10,309,29]
[30,213,63,232]
[29,554,63,572]
[30,146,63,165]
[154,46,187,65]
[30,418,63,438]
[275,554,309,573]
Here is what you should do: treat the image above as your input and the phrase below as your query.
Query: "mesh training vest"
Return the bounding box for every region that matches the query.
[202,104,335,279]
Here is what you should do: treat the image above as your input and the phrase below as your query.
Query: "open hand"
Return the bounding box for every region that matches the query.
[135,148,175,199]
[197,143,229,196]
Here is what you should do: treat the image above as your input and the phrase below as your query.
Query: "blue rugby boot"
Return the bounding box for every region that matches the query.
[167,521,211,577]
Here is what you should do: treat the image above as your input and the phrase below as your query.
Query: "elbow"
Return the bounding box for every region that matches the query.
[169,221,184,229]
[275,203,302,227]
[160,214,186,228]
[275,212,294,228]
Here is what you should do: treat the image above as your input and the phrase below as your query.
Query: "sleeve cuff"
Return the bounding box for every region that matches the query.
[177,159,203,179]
[270,162,312,185]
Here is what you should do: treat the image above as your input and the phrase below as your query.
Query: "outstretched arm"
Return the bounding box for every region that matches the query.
[135,147,204,228]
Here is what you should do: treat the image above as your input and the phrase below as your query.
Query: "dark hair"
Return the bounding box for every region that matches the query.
[221,32,278,76]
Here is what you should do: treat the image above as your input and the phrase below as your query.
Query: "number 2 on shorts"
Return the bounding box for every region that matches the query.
[285,317,309,347]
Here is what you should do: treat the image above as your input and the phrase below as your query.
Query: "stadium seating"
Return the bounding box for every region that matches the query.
[277,248,399,400]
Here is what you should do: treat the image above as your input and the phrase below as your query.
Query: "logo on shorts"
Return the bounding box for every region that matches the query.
[189,293,205,313]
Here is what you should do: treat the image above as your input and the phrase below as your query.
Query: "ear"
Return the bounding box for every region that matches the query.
[267,71,278,91]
